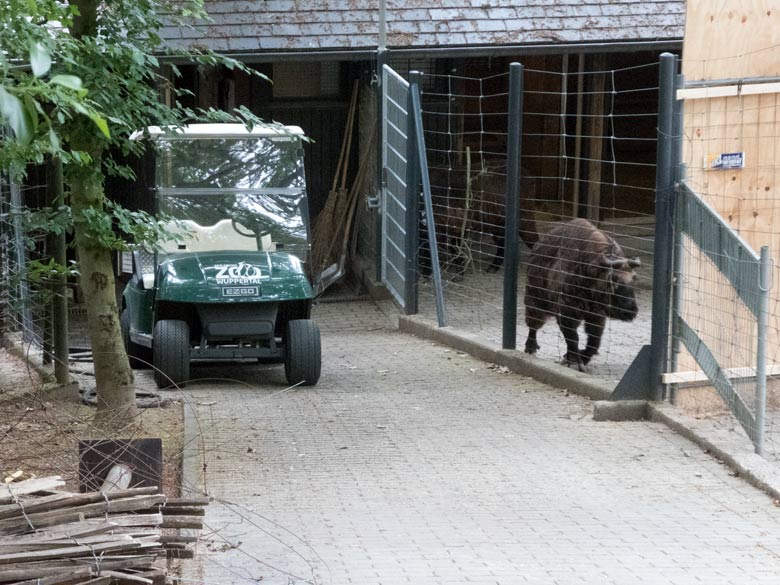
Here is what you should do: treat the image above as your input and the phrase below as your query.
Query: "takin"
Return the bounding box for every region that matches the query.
[523,218,640,370]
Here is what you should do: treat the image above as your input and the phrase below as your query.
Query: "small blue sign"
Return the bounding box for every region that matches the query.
[707,152,745,170]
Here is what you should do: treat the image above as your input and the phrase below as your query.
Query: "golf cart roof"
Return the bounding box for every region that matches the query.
[130,123,305,141]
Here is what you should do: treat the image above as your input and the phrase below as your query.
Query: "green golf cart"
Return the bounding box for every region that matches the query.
[120,123,321,388]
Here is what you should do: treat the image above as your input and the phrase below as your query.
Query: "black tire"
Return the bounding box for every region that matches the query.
[120,310,152,369]
[153,319,190,388]
[284,319,321,386]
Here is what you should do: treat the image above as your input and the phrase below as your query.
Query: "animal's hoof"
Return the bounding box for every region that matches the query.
[524,340,540,354]
[562,352,585,371]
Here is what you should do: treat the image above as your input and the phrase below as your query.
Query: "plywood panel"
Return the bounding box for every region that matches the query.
[683,0,780,81]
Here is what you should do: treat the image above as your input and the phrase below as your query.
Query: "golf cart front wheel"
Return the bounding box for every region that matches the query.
[153,319,190,388]
[284,319,321,386]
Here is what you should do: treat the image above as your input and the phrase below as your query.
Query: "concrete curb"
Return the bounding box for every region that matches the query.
[592,400,649,421]
[398,315,612,401]
[398,314,780,502]
[648,402,780,501]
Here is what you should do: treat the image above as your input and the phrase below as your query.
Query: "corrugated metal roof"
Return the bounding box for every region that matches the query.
[162,0,685,55]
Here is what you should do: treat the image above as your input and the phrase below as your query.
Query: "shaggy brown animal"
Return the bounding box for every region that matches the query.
[524,218,640,370]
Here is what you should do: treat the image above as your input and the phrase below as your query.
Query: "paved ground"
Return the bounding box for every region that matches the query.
[153,298,780,585]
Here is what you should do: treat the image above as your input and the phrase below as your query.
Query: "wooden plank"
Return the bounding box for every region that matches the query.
[108,514,163,528]
[9,565,93,585]
[0,487,159,521]
[683,0,780,81]
[0,495,165,534]
[678,82,780,101]
[0,478,65,505]
[98,570,153,584]
[160,516,203,530]
[0,539,141,565]
[0,555,156,582]
[163,497,210,507]
[662,362,780,385]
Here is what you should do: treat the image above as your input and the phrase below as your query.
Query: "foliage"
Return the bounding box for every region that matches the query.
[0,0,268,251]
[24,202,191,253]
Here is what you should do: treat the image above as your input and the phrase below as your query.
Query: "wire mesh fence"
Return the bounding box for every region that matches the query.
[675,73,780,461]
[0,167,53,355]
[414,55,660,383]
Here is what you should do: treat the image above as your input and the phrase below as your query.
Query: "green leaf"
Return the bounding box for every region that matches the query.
[0,87,32,145]
[89,113,111,139]
[49,75,83,91]
[29,42,51,78]
[49,128,61,151]
[22,95,39,133]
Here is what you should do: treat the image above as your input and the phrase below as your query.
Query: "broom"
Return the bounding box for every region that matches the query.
[311,80,359,276]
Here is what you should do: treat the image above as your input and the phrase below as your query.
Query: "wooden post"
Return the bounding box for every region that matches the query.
[586,54,607,224]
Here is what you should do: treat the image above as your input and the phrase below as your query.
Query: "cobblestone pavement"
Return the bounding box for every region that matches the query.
[170,299,780,585]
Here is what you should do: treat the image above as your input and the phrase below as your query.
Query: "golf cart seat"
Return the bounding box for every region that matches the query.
[160,219,259,253]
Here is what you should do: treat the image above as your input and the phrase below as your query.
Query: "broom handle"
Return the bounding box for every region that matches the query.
[332,80,360,193]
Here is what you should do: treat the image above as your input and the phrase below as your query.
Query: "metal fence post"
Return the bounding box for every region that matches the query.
[647,52,677,402]
[668,74,686,405]
[403,71,421,315]
[502,63,524,350]
[410,72,447,327]
[611,52,678,401]
[375,48,388,284]
[755,245,771,455]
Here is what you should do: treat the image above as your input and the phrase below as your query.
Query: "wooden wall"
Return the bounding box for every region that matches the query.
[677,0,780,375]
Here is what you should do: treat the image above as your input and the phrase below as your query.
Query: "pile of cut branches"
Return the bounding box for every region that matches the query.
[0,476,207,584]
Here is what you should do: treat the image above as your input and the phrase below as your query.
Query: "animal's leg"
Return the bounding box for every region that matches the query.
[525,306,545,354]
[557,311,584,370]
[580,315,606,365]
[486,232,505,273]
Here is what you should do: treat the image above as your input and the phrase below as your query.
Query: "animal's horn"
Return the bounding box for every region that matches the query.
[601,255,626,268]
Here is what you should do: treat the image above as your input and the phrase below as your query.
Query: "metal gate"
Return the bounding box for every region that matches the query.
[381,65,410,308]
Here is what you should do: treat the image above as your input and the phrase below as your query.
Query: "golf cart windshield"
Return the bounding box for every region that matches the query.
[155,134,308,255]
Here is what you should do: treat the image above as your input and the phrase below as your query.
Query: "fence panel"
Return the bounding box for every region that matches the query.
[0,166,52,353]
[671,183,769,453]
[381,65,410,308]
[415,56,660,383]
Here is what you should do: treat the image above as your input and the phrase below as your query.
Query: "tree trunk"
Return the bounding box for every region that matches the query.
[69,0,137,427]
[70,165,138,426]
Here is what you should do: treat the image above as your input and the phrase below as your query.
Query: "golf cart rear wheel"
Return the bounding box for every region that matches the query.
[153,319,190,388]
[284,319,321,386]
[120,310,152,369]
